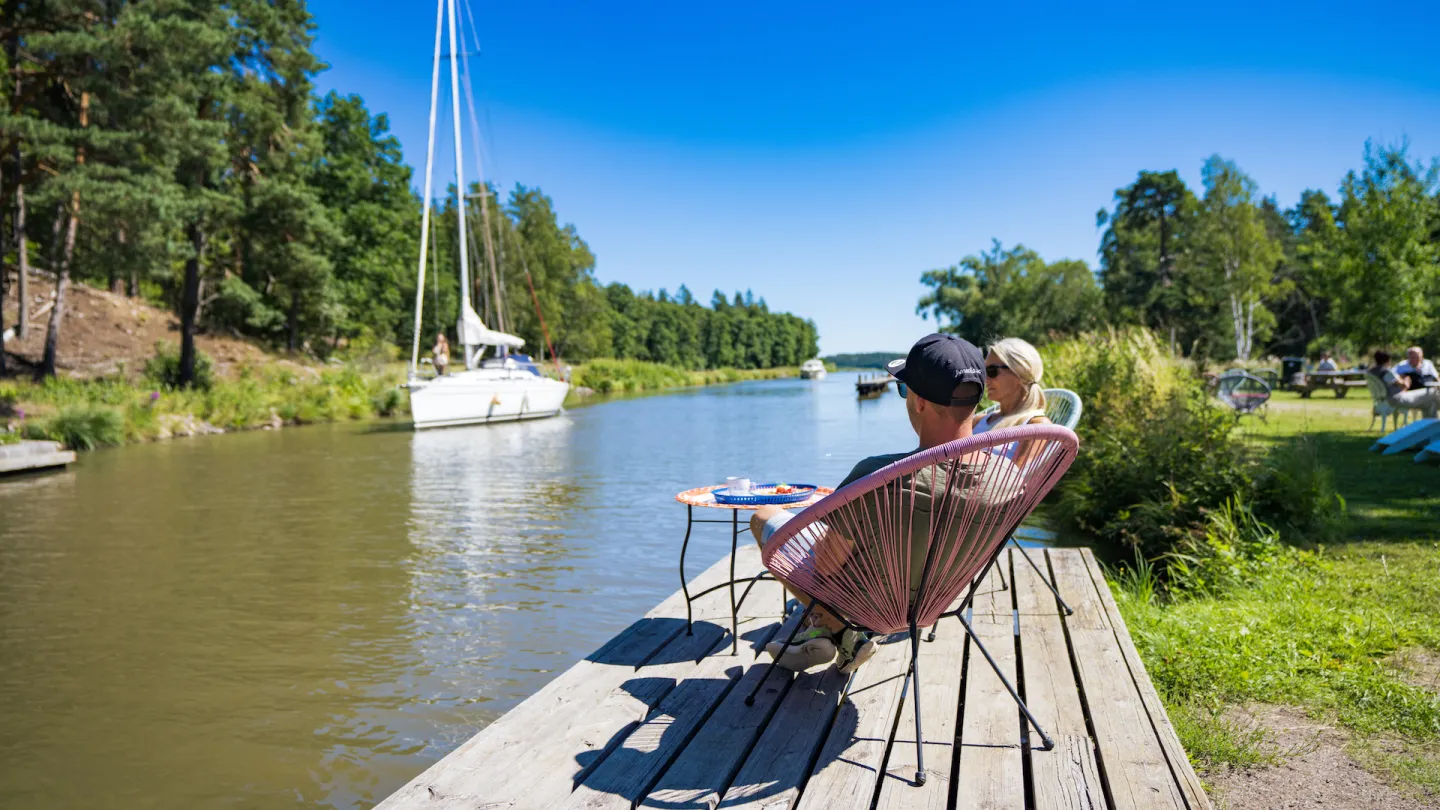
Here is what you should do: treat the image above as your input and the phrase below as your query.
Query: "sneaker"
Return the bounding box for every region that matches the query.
[764,627,837,671]
[835,629,878,675]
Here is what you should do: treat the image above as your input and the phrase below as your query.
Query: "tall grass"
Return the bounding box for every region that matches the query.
[571,358,793,394]
[4,361,406,450]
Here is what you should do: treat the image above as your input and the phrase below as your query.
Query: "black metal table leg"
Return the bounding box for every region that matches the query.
[729,508,739,654]
[679,504,694,635]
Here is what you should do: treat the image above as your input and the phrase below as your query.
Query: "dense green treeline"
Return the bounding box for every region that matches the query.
[0,2,816,383]
[820,351,904,369]
[919,143,1440,363]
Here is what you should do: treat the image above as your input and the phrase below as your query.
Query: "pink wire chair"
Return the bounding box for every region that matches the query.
[743,425,1080,786]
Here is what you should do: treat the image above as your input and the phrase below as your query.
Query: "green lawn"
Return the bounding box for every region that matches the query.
[1114,388,1440,794]
[1242,390,1440,539]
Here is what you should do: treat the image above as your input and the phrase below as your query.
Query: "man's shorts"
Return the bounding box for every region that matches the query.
[759,509,794,545]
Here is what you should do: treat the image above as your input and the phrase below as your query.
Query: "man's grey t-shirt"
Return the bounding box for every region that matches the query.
[832,448,1018,595]
[840,451,917,488]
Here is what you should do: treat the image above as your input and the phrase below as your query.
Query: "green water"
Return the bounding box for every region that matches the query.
[0,377,1043,808]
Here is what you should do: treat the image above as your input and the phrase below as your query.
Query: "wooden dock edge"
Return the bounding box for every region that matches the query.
[0,440,76,475]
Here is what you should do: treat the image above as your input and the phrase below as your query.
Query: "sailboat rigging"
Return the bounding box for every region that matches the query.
[405,0,569,430]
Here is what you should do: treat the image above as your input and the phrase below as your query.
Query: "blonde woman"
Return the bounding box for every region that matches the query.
[972,337,1050,467]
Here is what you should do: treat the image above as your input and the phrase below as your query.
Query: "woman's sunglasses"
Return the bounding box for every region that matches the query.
[899,367,1007,399]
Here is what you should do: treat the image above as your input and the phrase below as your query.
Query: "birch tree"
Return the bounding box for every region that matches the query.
[1196,156,1281,361]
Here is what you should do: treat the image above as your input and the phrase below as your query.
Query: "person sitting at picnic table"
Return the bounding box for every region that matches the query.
[971,337,1052,467]
[1316,351,1338,372]
[432,332,450,376]
[1394,346,1438,390]
[1370,350,1440,419]
[748,333,1015,675]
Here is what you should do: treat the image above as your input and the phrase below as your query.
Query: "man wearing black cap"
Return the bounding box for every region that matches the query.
[749,333,1000,674]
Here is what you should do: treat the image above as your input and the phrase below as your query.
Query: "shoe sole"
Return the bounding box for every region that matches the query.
[836,637,879,675]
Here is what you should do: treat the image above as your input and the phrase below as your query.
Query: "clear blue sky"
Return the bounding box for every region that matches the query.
[308,0,1440,354]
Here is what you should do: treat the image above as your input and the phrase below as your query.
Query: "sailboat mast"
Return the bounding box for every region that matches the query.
[408,0,447,376]
[446,0,475,368]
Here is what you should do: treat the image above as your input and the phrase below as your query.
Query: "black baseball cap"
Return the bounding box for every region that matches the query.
[886,333,985,406]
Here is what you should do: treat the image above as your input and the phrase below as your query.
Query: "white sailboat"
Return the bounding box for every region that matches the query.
[405,0,568,430]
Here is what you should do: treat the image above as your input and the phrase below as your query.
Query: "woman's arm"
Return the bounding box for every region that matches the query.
[1012,414,1053,468]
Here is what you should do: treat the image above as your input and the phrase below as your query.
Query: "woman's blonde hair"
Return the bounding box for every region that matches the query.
[988,337,1047,429]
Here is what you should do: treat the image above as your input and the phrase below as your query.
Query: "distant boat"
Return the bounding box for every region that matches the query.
[404,0,568,430]
[799,358,827,380]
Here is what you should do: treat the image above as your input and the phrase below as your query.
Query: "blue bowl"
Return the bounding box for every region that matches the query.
[712,483,818,506]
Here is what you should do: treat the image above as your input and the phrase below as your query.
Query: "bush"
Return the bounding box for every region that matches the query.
[144,342,216,392]
[1162,497,1299,596]
[371,387,404,417]
[1046,328,1253,561]
[43,404,125,450]
[1251,435,1347,542]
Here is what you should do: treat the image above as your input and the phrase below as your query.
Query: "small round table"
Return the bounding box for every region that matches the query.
[674,485,833,654]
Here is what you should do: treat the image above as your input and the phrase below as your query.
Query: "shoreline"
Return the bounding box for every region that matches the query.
[1,359,804,454]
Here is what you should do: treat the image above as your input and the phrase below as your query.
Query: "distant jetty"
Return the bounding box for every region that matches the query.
[855,373,892,399]
[0,441,75,476]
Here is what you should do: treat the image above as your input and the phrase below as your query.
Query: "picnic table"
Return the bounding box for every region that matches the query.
[1293,369,1369,398]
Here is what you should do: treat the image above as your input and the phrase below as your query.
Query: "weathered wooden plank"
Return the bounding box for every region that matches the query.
[563,637,747,808]
[374,546,769,810]
[639,646,795,809]
[1051,552,1186,810]
[792,633,911,810]
[954,560,1024,810]
[1077,550,1211,810]
[1015,550,1106,810]
[875,603,967,808]
[572,578,791,810]
[969,555,1012,618]
[719,665,850,809]
[1048,551,1110,632]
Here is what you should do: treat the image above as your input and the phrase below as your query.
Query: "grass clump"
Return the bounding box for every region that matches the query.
[37,404,126,450]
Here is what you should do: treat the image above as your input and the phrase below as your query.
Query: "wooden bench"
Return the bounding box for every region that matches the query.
[1293,374,1367,398]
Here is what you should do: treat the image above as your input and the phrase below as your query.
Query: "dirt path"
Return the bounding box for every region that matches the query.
[2,270,309,380]
[1205,705,1437,810]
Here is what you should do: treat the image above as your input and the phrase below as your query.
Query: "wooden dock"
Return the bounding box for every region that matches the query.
[376,546,1210,810]
[0,440,75,475]
[856,373,893,399]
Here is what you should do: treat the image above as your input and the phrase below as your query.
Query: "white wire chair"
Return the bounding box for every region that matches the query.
[987,388,1084,614]
[1364,374,1409,433]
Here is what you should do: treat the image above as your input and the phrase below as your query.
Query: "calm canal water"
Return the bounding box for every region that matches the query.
[0,375,1047,809]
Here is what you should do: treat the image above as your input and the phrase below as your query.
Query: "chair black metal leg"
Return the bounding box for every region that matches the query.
[996,554,1009,590]
[679,505,694,635]
[910,623,927,786]
[1014,543,1073,616]
[745,599,815,706]
[957,613,1055,751]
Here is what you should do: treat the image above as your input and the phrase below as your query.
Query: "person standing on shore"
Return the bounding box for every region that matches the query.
[432,332,450,376]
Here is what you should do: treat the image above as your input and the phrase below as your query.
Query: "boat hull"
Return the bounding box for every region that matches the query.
[799,369,827,380]
[408,370,569,429]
